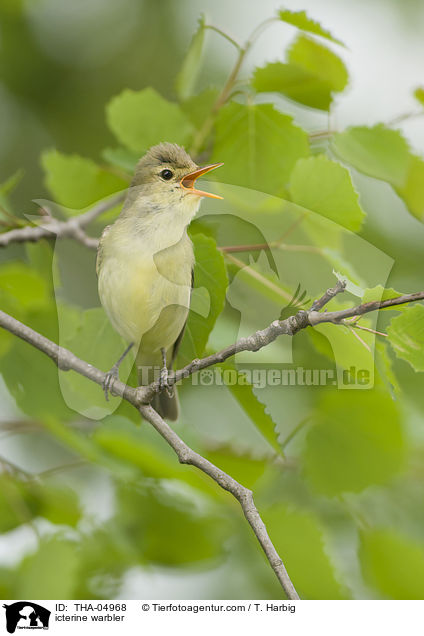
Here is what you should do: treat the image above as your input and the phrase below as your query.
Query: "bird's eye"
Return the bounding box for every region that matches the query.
[160,169,173,180]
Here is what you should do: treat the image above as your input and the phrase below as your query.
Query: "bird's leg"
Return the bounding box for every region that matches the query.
[159,347,174,397]
[103,342,134,400]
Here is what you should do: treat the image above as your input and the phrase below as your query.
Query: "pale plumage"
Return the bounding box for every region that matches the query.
[97,143,222,419]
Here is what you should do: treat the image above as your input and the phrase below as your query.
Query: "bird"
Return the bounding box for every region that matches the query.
[96,142,223,420]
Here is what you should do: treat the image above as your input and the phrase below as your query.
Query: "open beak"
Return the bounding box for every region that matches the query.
[180,163,224,199]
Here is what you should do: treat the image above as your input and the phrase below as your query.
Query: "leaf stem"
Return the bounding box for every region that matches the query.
[204,24,242,51]
[189,17,278,157]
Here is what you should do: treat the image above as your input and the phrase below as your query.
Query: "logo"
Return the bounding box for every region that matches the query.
[2,602,50,634]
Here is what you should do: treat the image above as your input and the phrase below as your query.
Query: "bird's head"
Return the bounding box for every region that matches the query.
[130,143,223,209]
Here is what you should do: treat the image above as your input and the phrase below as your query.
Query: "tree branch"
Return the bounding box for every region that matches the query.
[0,308,299,599]
[1,282,423,598]
[0,192,124,249]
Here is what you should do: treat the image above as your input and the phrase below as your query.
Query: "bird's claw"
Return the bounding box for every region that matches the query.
[103,365,120,401]
[158,367,174,398]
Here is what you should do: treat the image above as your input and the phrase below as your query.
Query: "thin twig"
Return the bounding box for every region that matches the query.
[0,192,125,249]
[1,284,423,598]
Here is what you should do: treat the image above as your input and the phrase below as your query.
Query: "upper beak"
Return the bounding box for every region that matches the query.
[180,163,224,199]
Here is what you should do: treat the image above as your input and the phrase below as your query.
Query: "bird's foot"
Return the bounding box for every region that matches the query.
[158,367,174,397]
[103,364,120,401]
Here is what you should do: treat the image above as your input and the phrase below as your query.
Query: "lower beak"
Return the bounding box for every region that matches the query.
[180,163,224,199]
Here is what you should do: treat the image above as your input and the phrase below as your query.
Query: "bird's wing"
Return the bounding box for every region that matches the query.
[96,224,112,277]
[170,267,194,367]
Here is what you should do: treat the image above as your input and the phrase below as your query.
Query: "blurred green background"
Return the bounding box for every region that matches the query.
[0,0,424,600]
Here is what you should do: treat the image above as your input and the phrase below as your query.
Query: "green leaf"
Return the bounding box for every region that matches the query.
[362,285,404,306]
[1,308,75,420]
[289,155,365,231]
[278,8,345,46]
[360,529,424,599]
[175,15,206,100]
[289,35,348,92]
[0,475,38,532]
[102,146,139,174]
[117,482,228,565]
[0,475,81,532]
[93,416,220,498]
[387,304,424,371]
[224,364,284,456]
[41,149,127,210]
[413,86,424,107]
[181,88,219,128]
[17,538,79,599]
[332,125,411,187]
[263,504,347,598]
[0,260,52,364]
[41,416,138,481]
[40,484,81,527]
[253,35,348,111]
[212,102,309,195]
[0,169,24,212]
[0,262,50,316]
[177,234,228,365]
[395,154,424,222]
[205,444,268,489]
[303,390,405,495]
[106,88,193,153]
[333,125,424,221]
[93,416,180,478]
[60,307,133,418]
[253,62,334,111]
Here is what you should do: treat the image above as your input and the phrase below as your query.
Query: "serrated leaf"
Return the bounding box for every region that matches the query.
[278,8,345,46]
[332,125,411,187]
[93,415,220,498]
[253,61,334,111]
[0,475,38,532]
[205,444,268,489]
[93,416,180,478]
[254,35,348,110]
[177,234,228,365]
[224,364,284,456]
[395,154,424,222]
[175,15,206,100]
[181,88,219,128]
[414,86,424,107]
[102,146,139,173]
[0,261,50,320]
[0,474,81,533]
[387,304,424,371]
[263,504,347,598]
[41,149,127,211]
[117,482,228,565]
[106,88,193,154]
[289,155,365,230]
[17,538,79,599]
[40,484,81,527]
[303,390,405,495]
[362,285,404,306]
[0,169,24,213]
[333,125,424,222]
[211,102,309,195]
[375,339,400,397]
[360,529,424,599]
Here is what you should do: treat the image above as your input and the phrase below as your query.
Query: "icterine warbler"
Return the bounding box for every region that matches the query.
[97,142,222,419]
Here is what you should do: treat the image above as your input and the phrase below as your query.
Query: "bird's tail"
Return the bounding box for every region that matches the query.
[136,349,179,421]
